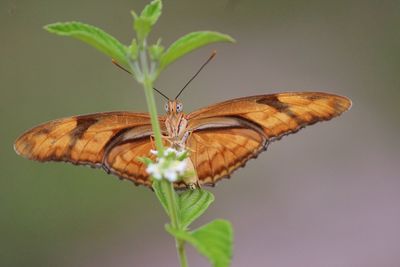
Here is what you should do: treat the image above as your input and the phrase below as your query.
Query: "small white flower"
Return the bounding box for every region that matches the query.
[158,157,166,166]
[145,148,189,183]
[146,163,162,180]
[164,169,178,182]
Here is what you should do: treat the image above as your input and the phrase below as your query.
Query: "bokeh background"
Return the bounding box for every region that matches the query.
[1,0,400,266]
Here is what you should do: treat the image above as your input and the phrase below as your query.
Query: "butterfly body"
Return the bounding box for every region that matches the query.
[14,92,351,188]
[164,100,189,148]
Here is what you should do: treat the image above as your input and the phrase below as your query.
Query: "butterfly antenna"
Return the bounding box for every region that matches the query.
[112,59,170,101]
[153,87,170,101]
[111,59,132,74]
[175,50,217,100]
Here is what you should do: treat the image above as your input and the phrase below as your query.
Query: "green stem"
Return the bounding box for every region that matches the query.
[161,180,189,267]
[177,239,189,267]
[142,78,164,152]
[134,43,189,267]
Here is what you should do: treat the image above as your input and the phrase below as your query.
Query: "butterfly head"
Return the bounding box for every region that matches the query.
[164,100,183,115]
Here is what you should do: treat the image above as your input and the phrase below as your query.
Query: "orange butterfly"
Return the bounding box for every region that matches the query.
[14,91,351,188]
[14,52,351,188]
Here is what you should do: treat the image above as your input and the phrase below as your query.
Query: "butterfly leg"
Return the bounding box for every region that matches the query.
[162,136,174,148]
[149,135,156,151]
[188,181,201,190]
[182,131,196,153]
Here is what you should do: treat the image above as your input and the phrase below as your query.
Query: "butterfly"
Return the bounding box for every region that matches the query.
[14,91,351,188]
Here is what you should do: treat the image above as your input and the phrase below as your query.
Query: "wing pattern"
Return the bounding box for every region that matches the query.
[14,112,160,186]
[187,127,267,185]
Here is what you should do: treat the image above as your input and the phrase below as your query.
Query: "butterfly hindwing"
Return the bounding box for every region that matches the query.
[103,127,159,186]
[187,125,267,185]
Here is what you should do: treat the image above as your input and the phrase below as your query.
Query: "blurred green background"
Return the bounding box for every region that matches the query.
[1,0,400,266]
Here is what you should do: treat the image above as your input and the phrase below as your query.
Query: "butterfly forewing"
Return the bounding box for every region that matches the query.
[14,112,165,186]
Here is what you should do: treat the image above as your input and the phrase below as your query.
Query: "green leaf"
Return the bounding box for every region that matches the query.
[160,31,235,71]
[132,0,162,43]
[153,179,181,218]
[166,220,233,267]
[152,180,170,216]
[44,22,129,68]
[140,0,162,26]
[134,17,153,43]
[149,44,164,60]
[128,39,139,60]
[178,189,214,228]
[149,39,164,61]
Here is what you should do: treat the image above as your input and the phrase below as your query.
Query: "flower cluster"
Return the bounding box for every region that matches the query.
[142,147,189,182]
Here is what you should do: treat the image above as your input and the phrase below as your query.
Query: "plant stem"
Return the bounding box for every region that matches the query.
[161,180,189,267]
[177,239,189,267]
[142,78,164,152]
[136,45,189,267]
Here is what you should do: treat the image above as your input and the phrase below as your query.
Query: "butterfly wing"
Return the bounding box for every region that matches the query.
[14,111,164,186]
[186,92,352,185]
[15,92,351,188]
[187,125,268,186]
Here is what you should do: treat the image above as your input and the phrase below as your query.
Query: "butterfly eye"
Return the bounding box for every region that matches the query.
[164,103,169,112]
[176,103,183,112]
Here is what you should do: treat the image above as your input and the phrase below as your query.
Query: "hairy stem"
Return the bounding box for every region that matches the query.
[135,42,189,267]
